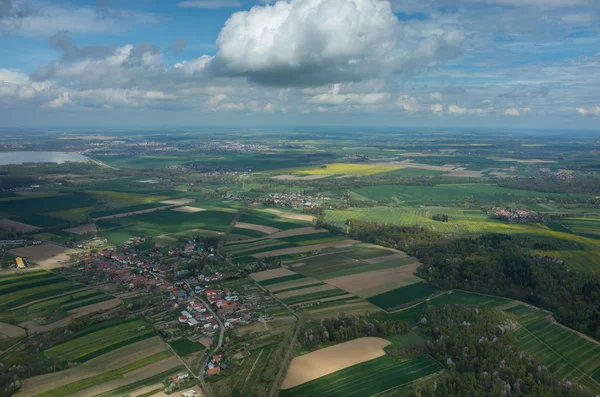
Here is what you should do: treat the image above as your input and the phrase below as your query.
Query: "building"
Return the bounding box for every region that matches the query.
[15,257,25,269]
[181,390,196,397]
[207,367,221,376]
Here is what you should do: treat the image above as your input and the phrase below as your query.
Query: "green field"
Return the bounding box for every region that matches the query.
[280,355,441,397]
[257,273,306,286]
[98,209,236,245]
[506,306,600,393]
[367,282,437,311]
[283,288,350,305]
[43,320,155,362]
[238,211,310,230]
[0,271,84,310]
[429,290,513,308]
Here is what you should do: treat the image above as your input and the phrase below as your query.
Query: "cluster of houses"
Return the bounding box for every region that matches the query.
[258,192,328,209]
[489,207,535,223]
[207,354,224,376]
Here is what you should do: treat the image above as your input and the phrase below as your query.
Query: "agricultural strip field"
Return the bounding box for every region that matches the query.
[280,354,441,397]
[506,306,600,393]
[0,270,84,310]
[19,336,169,397]
[43,320,156,362]
[367,282,437,311]
[238,211,311,231]
[252,240,359,258]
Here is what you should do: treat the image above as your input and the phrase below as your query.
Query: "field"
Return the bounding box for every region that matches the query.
[43,319,156,362]
[97,209,236,245]
[0,270,85,310]
[506,306,600,393]
[282,337,391,390]
[280,354,441,397]
[264,163,405,177]
[8,244,79,269]
[367,282,437,311]
[429,290,514,308]
[169,338,206,357]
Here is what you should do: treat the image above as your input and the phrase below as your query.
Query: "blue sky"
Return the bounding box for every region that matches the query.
[0,0,599,129]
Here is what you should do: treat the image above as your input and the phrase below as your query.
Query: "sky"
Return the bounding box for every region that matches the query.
[0,0,599,129]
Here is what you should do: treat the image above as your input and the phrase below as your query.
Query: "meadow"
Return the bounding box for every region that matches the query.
[280,355,441,397]
[264,163,405,176]
[367,282,437,311]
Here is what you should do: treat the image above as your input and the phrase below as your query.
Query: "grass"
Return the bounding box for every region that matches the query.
[279,355,441,397]
[92,366,185,397]
[90,202,169,218]
[238,211,310,230]
[506,306,600,393]
[43,320,155,362]
[169,338,206,357]
[367,282,437,311]
[33,351,173,397]
[283,289,350,305]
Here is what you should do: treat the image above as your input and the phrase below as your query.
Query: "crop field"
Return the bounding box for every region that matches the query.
[280,355,441,397]
[560,218,600,237]
[34,350,173,397]
[98,209,236,244]
[341,184,588,205]
[226,342,279,397]
[238,210,311,230]
[367,282,437,311]
[264,163,405,176]
[0,270,84,310]
[506,306,600,393]
[534,249,600,273]
[43,320,155,362]
[429,290,513,307]
[0,288,112,324]
[282,287,350,305]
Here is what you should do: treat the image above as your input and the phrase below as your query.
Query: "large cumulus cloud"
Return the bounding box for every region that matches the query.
[209,0,465,86]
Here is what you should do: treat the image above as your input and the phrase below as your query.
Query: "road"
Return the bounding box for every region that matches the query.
[183,280,225,397]
[220,255,301,397]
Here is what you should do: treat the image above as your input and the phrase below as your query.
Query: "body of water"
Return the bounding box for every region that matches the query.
[0,151,89,165]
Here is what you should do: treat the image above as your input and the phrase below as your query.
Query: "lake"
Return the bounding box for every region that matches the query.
[0,152,89,165]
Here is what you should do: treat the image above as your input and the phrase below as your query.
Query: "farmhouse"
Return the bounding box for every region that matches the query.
[207,366,221,376]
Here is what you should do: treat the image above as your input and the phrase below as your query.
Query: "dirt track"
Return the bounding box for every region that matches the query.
[171,206,205,213]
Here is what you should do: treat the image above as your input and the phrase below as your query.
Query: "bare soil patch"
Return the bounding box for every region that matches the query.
[250,267,297,282]
[235,222,280,234]
[8,244,79,269]
[253,239,359,258]
[0,218,40,233]
[0,322,26,338]
[269,227,328,239]
[275,284,336,299]
[22,298,122,333]
[159,198,195,205]
[64,223,98,235]
[325,263,421,298]
[171,206,205,213]
[19,337,166,397]
[364,252,408,264]
[281,337,391,389]
[157,235,178,241]
[198,337,212,348]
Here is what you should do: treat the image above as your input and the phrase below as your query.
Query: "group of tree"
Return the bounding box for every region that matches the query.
[411,234,600,340]
[431,214,449,222]
[299,313,411,348]
[417,305,594,396]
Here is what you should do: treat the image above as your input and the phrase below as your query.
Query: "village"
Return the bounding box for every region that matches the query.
[66,236,286,381]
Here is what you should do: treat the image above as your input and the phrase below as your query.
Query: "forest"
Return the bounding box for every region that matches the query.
[412,234,600,340]
[417,305,595,396]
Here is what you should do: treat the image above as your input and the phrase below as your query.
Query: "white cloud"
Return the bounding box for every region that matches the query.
[395,95,420,112]
[577,106,600,117]
[45,93,72,108]
[431,104,443,113]
[177,1,243,9]
[211,0,465,86]
[504,108,521,116]
[448,104,491,115]
[309,84,390,105]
